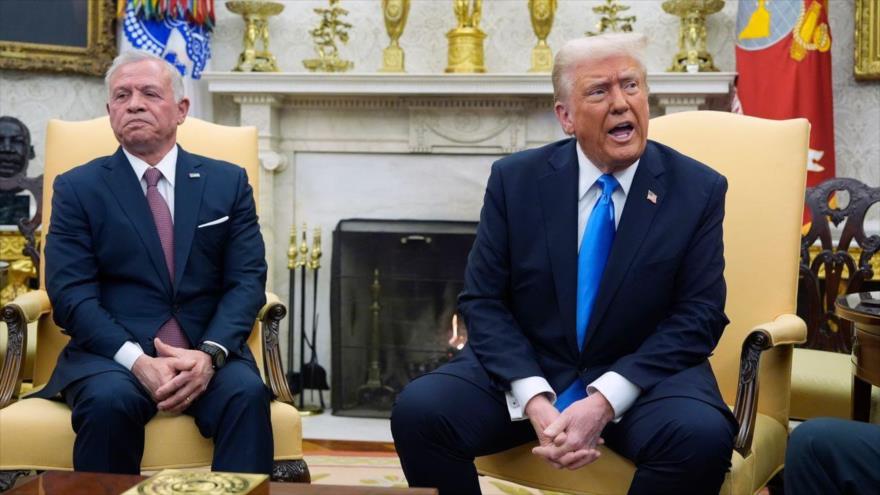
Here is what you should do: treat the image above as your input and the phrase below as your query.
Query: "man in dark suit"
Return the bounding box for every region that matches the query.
[38,51,272,474]
[392,33,737,495]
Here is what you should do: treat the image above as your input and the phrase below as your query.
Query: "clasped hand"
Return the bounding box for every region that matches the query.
[526,392,615,470]
[131,338,215,414]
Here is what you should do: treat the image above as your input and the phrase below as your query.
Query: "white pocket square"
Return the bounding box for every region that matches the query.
[197,216,229,229]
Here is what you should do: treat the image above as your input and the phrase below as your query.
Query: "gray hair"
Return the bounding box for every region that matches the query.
[105,51,185,103]
[552,33,648,103]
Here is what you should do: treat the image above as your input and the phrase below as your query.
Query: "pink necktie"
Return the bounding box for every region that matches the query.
[144,167,189,349]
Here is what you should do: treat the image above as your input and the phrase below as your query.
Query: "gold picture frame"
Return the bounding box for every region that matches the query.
[855,0,880,80]
[0,0,117,77]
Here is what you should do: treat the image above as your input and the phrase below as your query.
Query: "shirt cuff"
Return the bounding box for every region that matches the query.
[202,340,229,357]
[587,371,641,422]
[114,341,145,371]
[505,376,556,421]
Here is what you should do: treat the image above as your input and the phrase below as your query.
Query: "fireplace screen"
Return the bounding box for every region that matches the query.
[331,219,477,418]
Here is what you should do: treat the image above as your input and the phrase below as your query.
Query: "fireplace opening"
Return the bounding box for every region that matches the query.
[330,219,477,418]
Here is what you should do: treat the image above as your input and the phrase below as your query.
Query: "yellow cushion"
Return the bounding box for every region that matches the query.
[0,399,302,470]
[476,413,787,495]
[791,348,880,420]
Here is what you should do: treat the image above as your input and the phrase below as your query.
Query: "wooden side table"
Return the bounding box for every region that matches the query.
[835,291,880,422]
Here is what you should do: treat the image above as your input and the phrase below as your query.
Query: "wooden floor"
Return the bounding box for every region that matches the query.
[302,439,397,454]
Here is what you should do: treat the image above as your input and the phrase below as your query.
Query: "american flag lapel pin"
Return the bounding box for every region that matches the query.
[189,172,201,179]
[647,190,657,204]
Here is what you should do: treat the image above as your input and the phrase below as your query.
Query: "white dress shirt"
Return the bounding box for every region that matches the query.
[505,142,641,421]
[113,145,227,370]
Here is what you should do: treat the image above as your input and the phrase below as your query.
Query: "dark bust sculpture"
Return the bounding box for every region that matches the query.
[0,115,43,280]
[0,116,35,183]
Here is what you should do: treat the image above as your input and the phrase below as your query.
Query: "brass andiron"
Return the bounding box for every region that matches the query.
[226,0,284,72]
[303,0,354,72]
[445,0,486,73]
[380,0,411,72]
[662,0,724,72]
[528,0,557,73]
[587,0,636,36]
[357,269,395,408]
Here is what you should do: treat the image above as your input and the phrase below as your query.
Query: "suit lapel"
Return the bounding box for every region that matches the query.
[172,147,205,290]
[539,140,580,358]
[582,141,667,352]
[102,147,173,294]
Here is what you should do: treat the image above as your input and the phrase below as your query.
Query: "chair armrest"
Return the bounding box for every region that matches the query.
[1,290,52,409]
[732,314,806,456]
[259,292,295,404]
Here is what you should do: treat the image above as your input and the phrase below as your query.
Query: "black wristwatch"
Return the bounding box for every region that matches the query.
[197,342,226,369]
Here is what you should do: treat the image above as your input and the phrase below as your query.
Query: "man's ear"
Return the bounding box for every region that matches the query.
[177,97,191,125]
[27,144,35,160]
[554,101,575,136]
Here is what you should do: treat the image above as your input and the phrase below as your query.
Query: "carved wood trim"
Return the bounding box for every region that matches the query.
[0,304,27,409]
[799,178,880,353]
[732,329,771,457]
[261,301,295,404]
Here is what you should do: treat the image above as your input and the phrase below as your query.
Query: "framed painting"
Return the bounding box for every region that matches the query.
[855,0,880,80]
[0,0,117,76]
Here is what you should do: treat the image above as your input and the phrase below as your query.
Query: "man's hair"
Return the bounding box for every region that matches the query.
[104,51,185,103]
[552,33,648,103]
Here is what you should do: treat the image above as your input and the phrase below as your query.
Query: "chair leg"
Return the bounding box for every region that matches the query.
[0,470,33,492]
[271,459,311,483]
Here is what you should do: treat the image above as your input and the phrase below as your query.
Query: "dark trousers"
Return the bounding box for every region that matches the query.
[63,359,273,474]
[391,373,735,495]
[784,418,880,495]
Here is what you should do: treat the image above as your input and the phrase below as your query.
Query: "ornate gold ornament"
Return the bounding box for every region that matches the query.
[226,0,284,72]
[587,0,636,36]
[790,0,831,62]
[303,0,354,72]
[446,0,486,73]
[380,0,410,72]
[855,0,879,79]
[528,0,557,73]
[0,0,116,76]
[662,0,724,72]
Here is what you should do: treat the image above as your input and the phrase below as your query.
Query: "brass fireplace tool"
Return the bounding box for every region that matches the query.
[287,224,328,414]
[357,269,395,408]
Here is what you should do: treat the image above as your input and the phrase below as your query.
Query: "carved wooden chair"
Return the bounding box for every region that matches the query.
[0,117,309,490]
[792,177,880,419]
[475,111,809,495]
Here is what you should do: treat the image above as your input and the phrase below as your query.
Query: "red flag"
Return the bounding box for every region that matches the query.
[735,0,836,206]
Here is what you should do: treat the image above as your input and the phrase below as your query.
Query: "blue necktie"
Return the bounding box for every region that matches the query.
[555,174,619,411]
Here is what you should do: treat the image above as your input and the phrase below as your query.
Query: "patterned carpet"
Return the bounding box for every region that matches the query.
[305,453,570,495]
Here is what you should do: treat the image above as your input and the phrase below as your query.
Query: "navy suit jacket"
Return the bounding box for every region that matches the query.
[37,146,267,399]
[445,138,734,418]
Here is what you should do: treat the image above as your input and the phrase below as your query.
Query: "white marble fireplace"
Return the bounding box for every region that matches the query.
[204,72,735,406]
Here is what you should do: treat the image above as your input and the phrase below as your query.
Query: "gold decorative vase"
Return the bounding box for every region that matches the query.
[445,0,486,73]
[528,0,557,72]
[226,0,284,72]
[662,0,723,72]
[380,0,410,72]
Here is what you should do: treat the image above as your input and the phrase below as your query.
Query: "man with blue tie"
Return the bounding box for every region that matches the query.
[392,33,737,494]
[38,51,273,474]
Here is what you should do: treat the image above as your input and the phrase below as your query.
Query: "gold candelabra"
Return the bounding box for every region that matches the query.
[226,0,284,72]
[380,0,410,72]
[445,0,486,73]
[303,0,354,72]
[587,0,636,36]
[663,0,723,72]
[528,0,557,73]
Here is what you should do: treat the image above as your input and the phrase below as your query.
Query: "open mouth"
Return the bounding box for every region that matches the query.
[608,122,635,142]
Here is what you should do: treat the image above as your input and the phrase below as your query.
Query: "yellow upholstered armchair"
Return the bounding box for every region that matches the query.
[476,111,810,495]
[0,117,308,490]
